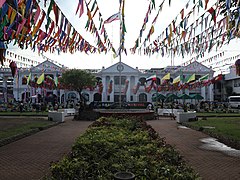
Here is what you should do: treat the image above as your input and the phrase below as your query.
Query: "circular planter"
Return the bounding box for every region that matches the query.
[114,172,135,180]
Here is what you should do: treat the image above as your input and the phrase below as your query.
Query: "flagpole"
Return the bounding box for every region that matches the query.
[119,2,122,108]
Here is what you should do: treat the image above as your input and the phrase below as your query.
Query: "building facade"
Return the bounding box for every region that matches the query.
[0,60,216,105]
[213,65,240,102]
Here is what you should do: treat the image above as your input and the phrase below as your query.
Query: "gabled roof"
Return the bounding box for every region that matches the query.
[174,61,214,74]
[30,60,64,72]
[99,62,140,74]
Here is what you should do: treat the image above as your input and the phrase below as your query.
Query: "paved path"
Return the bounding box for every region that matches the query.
[1,116,239,180]
[0,117,92,180]
[148,119,240,180]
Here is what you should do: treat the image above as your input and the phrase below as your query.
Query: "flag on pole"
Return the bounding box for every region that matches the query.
[161,73,170,80]
[161,73,170,85]
[214,74,223,81]
[173,75,181,84]
[104,12,120,24]
[27,73,31,85]
[199,74,209,81]
[37,73,45,84]
[186,73,195,83]
[146,74,157,81]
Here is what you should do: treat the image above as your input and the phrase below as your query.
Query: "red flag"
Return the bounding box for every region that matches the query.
[208,7,216,24]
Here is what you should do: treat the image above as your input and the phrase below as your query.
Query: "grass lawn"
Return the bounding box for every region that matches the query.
[196,112,240,117]
[0,118,55,140]
[0,111,48,116]
[186,117,240,142]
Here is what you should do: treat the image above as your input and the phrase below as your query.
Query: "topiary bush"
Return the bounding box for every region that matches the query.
[50,117,200,179]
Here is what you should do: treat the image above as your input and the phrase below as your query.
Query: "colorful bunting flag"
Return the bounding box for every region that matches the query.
[146,74,157,81]
[0,0,6,8]
[104,12,120,24]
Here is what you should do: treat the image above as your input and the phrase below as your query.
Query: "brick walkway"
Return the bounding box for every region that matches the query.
[1,117,239,180]
[148,119,240,180]
[0,117,92,180]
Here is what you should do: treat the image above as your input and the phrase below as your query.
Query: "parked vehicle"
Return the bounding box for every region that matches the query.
[228,96,240,108]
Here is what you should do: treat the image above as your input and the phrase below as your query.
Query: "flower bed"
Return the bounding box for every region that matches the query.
[50,117,199,179]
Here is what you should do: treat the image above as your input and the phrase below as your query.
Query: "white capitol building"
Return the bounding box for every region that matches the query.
[0,59,217,105]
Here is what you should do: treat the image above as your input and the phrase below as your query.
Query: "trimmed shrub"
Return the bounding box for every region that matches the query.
[50,117,200,179]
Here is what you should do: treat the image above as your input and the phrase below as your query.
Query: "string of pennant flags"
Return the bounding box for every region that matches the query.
[131,0,240,65]
[132,73,223,94]
[131,0,210,54]
[0,0,240,70]
[138,1,222,58]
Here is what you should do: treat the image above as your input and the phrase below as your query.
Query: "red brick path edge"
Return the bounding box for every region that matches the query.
[148,119,240,180]
[0,117,92,180]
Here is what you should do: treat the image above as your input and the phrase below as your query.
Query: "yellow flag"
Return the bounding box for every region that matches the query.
[162,73,170,80]
[186,73,195,83]
[173,75,180,84]
[37,73,45,84]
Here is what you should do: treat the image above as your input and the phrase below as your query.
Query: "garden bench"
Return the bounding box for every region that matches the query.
[48,111,65,122]
[58,108,76,116]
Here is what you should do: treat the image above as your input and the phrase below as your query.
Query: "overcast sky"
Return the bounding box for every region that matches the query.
[9,0,239,72]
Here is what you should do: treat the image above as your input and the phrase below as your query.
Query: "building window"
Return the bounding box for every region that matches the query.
[139,93,147,102]
[130,95,133,101]
[139,77,146,86]
[82,93,89,101]
[114,76,126,85]
[107,95,110,101]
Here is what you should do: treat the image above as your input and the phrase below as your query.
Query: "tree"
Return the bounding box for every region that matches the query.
[60,69,96,105]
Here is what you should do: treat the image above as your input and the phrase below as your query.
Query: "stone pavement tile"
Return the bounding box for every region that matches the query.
[0,117,92,180]
[148,119,240,180]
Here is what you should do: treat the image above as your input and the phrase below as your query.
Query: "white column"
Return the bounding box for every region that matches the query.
[102,76,106,102]
[110,76,114,102]
[201,86,206,100]
[126,76,131,102]
[134,75,139,102]
[208,84,214,101]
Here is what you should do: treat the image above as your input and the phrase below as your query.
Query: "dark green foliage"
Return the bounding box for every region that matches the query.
[50,117,200,179]
[60,69,96,93]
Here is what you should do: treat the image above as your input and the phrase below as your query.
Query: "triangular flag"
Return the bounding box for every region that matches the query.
[104,12,120,24]
[162,73,170,80]
[199,74,209,81]
[186,73,195,83]
[173,75,180,84]
[37,73,45,84]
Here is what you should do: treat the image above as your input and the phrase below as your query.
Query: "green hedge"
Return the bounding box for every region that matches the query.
[50,117,199,179]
